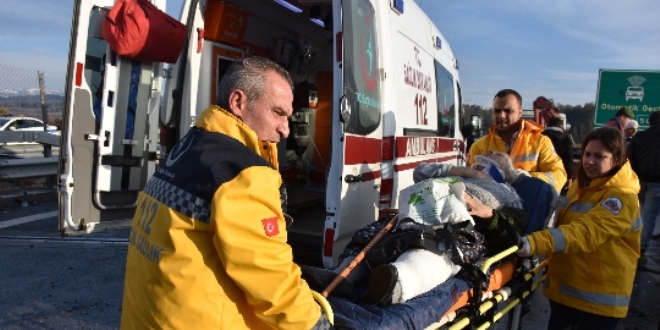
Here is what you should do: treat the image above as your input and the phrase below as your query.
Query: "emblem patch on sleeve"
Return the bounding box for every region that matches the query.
[262,217,280,237]
[601,197,622,215]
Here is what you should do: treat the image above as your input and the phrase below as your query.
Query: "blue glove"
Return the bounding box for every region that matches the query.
[517,237,531,257]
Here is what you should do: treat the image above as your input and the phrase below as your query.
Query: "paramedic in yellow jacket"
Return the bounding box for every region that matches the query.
[468,89,566,193]
[518,127,641,329]
[120,57,333,330]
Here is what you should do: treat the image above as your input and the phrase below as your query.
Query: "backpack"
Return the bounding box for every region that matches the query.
[102,0,187,63]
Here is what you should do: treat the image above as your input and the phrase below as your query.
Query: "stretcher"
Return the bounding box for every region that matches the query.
[322,176,557,330]
[427,247,548,330]
[324,244,547,329]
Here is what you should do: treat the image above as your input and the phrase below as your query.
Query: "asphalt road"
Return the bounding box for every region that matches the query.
[0,199,658,330]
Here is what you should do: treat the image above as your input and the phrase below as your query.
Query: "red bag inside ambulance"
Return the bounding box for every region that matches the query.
[102,0,186,64]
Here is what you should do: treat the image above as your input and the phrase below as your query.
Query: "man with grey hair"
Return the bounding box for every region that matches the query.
[121,57,333,329]
[624,119,639,142]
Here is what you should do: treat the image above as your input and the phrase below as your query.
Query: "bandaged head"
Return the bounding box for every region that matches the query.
[471,155,506,183]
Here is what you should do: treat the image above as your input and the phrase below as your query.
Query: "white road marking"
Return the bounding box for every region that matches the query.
[0,210,58,229]
[0,236,128,244]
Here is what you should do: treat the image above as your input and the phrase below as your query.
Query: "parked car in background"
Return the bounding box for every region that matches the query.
[0,116,59,134]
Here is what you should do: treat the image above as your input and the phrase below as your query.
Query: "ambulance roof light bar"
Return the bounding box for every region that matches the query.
[273,0,303,13]
[391,0,404,15]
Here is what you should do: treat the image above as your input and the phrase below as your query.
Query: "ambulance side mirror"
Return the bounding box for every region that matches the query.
[470,115,481,138]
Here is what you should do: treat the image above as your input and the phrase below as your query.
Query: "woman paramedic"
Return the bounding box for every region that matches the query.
[517,127,641,330]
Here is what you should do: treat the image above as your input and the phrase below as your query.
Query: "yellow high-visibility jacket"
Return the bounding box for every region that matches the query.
[527,161,641,318]
[120,106,329,329]
[468,120,567,193]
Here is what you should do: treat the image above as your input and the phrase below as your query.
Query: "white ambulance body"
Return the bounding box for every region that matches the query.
[59,0,466,267]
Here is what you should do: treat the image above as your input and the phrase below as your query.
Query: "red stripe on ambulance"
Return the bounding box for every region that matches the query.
[394,155,458,172]
[344,135,382,165]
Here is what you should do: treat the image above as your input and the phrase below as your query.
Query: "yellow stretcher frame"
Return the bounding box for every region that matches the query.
[320,244,549,330]
[424,245,549,330]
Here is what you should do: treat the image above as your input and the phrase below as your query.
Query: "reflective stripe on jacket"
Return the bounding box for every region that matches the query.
[468,120,567,193]
[120,106,324,329]
[527,161,641,318]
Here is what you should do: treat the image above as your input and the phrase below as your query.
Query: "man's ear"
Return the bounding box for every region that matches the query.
[227,89,247,118]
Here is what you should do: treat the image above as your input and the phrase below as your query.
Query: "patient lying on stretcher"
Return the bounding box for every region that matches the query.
[301,152,529,306]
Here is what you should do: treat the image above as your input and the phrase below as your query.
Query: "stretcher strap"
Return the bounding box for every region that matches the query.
[322,213,399,297]
[460,263,488,329]
[514,257,535,300]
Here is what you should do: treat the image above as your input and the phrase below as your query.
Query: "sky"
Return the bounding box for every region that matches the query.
[1,0,658,109]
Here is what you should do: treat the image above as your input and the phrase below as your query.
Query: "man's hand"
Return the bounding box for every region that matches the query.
[516,168,531,177]
[517,237,531,257]
[464,193,494,220]
[448,166,488,179]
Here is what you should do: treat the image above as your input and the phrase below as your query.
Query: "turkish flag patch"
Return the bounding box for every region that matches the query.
[262,217,280,237]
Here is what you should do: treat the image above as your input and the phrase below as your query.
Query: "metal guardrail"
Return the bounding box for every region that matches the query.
[0,131,60,146]
[0,144,60,158]
[0,157,58,180]
[0,131,60,181]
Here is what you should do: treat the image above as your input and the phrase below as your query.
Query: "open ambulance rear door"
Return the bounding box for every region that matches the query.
[58,0,167,235]
[322,0,384,267]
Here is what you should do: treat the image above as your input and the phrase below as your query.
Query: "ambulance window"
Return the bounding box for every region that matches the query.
[435,61,455,137]
[343,0,381,135]
[86,7,110,132]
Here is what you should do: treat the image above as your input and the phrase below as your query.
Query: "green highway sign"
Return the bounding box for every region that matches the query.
[595,69,660,130]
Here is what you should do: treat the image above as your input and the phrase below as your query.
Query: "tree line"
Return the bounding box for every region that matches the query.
[0,95,64,125]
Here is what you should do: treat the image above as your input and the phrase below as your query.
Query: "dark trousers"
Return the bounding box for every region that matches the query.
[547,300,621,330]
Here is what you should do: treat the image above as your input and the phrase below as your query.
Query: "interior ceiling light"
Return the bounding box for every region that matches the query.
[273,0,303,13]
[310,18,325,27]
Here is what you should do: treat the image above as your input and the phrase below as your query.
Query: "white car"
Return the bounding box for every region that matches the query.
[0,116,59,134]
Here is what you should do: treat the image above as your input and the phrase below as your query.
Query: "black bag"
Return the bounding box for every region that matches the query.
[437,221,487,266]
[365,219,444,268]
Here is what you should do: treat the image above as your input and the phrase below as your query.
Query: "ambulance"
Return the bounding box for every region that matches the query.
[59,0,466,267]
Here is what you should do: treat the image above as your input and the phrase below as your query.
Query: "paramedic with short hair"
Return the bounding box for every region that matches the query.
[120,57,333,330]
[468,89,567,193]
[518,127,641,329]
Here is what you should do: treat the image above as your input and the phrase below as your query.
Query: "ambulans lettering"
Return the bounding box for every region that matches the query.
[406,137,437,157]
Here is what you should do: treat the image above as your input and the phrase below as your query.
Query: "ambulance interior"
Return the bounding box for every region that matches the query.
[200,0,337,246]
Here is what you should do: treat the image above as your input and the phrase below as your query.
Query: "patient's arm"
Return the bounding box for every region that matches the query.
[413,163,487,183]
[465,193,529,254]
[448,166,484,179]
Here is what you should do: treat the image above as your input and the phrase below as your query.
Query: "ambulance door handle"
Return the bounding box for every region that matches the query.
[339,94,351,123]
[344,174,362,183]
